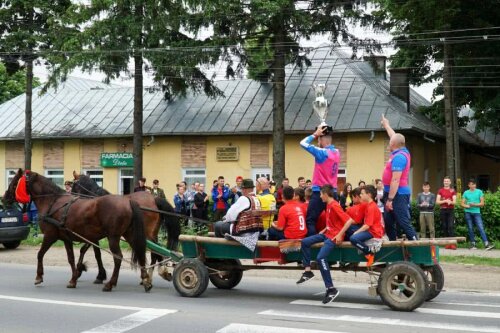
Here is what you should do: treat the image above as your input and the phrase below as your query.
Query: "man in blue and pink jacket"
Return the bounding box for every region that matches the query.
[300,125,340,236]
[380,114,418,241]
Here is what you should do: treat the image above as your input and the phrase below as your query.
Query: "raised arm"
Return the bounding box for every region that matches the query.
[381,114,396,138]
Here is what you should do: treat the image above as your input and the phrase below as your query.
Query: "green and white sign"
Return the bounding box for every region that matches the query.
[100,152,133,167]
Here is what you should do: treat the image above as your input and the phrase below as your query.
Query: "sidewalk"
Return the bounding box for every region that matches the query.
[440,247,500,258]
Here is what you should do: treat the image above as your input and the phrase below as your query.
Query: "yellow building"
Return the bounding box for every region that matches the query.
[0,49,498,200]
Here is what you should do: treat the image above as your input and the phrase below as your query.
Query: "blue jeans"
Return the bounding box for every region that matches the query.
[383,192,418,241]
[350,231,373,255]
[268,227,285,240]
[301,234,336,289]
[465,212,489,244]
[345,224,361,241]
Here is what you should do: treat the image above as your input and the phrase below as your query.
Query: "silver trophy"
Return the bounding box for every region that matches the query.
[312,83,328,127]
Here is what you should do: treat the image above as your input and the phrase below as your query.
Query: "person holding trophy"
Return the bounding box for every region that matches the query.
[300,83,340,236]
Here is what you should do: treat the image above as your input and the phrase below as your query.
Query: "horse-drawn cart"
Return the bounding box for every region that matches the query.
[148,235,464,312]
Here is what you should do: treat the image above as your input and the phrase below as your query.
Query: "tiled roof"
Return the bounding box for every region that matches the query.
[0,48,488,146]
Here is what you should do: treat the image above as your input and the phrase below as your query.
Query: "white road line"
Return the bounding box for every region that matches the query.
[432,301,500,308]
[217,323,346,333]
[0,294,177,333]
[291,299,500,319]
[259,310,500,333]
[81,309,174,333]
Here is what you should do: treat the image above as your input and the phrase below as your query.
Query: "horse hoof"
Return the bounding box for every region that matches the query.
[67,283,76,289]
[34,278,43,285]
[144,283,153,292]
[93,279,104,284]
[102,285,112,292]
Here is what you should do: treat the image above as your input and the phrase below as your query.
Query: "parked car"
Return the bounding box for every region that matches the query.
[0,202,30,249]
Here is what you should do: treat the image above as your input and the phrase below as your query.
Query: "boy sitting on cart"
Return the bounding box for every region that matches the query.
[297,184,355,304]
[349,185,385,267]
[268,186,307,240]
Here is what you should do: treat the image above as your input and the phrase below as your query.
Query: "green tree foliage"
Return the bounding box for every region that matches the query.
[0,0,73,169]
[374,0,500,133]
[49,0,224,183]
[0,63,40,104]
[197,0,375,184]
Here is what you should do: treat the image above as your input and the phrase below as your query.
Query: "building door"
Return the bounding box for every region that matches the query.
[252,168,272,181]
[119,168,134,195]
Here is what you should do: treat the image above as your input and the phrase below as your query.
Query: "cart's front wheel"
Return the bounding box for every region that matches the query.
[423,264,444,301]
[173,259,209,297]
[207,259,243,290]
[378,262,428,311]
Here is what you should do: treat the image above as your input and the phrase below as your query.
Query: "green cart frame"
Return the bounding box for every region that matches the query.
[149,235,463,311]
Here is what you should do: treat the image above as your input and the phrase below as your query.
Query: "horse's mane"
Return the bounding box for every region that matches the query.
[77,174,111,196]
[30,172,66,195]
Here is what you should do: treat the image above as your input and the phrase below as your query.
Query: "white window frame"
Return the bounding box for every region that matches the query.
[119,168,134,195]
[182,168,206,187]
[83,169,104,188]
[6,169,17,190]
[252,168,271,182]
[45,169,65,188]
[337,168,346,178]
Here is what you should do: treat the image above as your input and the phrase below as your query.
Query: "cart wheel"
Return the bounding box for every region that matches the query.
[207,259,243,290]
[173,259,209,297]
[423,264,444,301]
[377,261,429,311]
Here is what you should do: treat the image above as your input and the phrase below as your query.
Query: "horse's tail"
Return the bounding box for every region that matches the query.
[129,200,147,266]
[155,197,180,251]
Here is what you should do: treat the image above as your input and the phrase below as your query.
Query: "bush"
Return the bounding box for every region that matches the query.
[411,188,500,241]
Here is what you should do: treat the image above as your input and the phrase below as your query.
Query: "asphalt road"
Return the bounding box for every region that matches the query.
[1,263,500,333]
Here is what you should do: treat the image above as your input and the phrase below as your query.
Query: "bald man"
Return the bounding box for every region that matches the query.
[380,115,418,241]
[256,177,276,230]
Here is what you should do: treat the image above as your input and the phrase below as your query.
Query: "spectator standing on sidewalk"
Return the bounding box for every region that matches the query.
[375,179,385,214]
[193,183,209,228]
[212,176,230,222]
[150,179,166,199]
[436,176,457,249]
[462,179,494,251]
[417,182,436,239]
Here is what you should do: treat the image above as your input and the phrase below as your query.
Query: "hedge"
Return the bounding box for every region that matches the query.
[411,188,500,242]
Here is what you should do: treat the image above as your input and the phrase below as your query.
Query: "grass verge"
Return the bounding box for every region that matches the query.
[440,255,500,267]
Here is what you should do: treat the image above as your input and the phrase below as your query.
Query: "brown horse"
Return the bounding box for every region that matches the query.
[3,169,151,292]
[71,172,180,285]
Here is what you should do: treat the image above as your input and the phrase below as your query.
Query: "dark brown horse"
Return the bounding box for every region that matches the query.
[71,172,180,285]
[3,169,151,292]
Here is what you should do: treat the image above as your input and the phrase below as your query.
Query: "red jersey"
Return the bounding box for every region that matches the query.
[364,201,384,238]
[438,188,455,209]
[277,201,307,239]
[324,200,351,240]
[346,203,367,224]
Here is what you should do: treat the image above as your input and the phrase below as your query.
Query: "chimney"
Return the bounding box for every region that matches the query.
[389,68,410,113]
[365,55,387,79]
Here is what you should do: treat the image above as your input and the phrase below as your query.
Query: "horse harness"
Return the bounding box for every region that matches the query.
[38,196,80,229]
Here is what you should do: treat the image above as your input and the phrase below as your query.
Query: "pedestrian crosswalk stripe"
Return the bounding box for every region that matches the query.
[291,299,500,319]
[81,309,175,333]
[217,323,346,333]
[259,309,500,333]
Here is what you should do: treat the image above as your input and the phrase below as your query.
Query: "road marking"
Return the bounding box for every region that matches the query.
[81,309,174,333]
[259,310,500,333]
[432,301,500,308]
[217,323,346,333]
[0,294,177,333]
[291,299,500,319]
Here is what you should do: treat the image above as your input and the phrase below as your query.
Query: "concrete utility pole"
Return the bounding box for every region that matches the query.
[443,41,461,189]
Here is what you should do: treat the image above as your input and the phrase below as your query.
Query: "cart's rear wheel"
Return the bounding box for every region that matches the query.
[423,264,444,301]
[378,262,428,311]
[207,259,243,290]
[173,259,209,297]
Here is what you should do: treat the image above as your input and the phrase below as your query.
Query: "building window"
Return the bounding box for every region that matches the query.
[6,169,17,189]
[252,168,271,182]
[119,168,134,195]
[183,168,206,187]
[45,169,64,188]
[83,169,103,188]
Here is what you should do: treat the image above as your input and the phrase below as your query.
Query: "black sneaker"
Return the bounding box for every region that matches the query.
[485,244,495,251]
[296,271,315,284]
[322,288,340,304]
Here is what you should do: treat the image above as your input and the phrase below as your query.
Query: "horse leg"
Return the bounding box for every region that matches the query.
[35,235,57,285]
[64,240,78,288]
[76,243,91,279]
[93,245,107,284]
[103,237,122,292]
